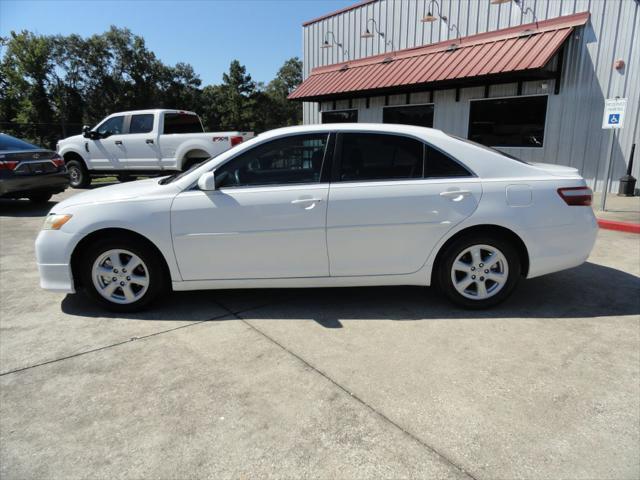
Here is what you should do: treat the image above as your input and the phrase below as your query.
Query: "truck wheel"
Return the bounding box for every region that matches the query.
[67,160,91,188]
[181,158,206,172]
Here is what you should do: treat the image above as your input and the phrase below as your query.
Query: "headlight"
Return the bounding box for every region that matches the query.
[42,214,73,230]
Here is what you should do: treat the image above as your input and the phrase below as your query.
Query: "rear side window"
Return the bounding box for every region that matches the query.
[129,114,154,134]
[338,133,423,181]
[0,134,37,151]
[425,145,471,178]
[163,113,204,134]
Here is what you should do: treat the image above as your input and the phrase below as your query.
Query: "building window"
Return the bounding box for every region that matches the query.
[322,109,358,124]
[383,104,434,128]
[338,133,423,181]
[468,95,548,148]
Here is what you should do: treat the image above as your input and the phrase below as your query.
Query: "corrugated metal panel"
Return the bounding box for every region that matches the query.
[290,12,588,101]
[302,0,640,192]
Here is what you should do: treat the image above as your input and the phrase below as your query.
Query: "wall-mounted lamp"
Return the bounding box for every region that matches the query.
[491,0,539,29]
[320,31,349,59]
[361,18,394,50]
[421,0,462,40]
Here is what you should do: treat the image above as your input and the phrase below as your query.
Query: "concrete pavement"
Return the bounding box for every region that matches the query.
[1,189,638,479]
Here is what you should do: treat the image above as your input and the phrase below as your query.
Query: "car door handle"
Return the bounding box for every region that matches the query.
[114,140,123,145]
[440,189,472,201]
[146,139,154,144]
[291,198,323,204]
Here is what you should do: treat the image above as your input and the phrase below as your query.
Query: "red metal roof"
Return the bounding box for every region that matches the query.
[290,11,590,102]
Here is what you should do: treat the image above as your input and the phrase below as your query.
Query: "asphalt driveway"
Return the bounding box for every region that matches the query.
[1,188,639,479]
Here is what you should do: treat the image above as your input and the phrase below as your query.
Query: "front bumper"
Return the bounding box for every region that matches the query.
[0,172,69,198]
[35,229,77,294]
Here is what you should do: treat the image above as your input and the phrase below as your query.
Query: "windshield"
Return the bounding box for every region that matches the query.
[0,133,38,151]
[449,134,531,164]
[159,159,208,185]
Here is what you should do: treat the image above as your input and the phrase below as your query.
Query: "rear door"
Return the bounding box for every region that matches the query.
[326,132,481,276]
[122,113,160,170]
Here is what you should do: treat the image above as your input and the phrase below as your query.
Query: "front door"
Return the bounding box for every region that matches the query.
[88,115,126,170]
[326,132,481,276]
[171,133,331,281]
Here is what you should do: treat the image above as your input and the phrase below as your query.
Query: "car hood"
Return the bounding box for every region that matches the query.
[58,134,83,145]
[54,178,177,210]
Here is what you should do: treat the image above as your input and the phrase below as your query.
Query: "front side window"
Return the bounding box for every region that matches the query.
[338,133,423,181]
[322,110,358,124]
[216,134,328,188]
[129,114,154,134]
[383,104,434,128]
[468,95,548,147]
[163,113,204,134]
[96,116,124,136]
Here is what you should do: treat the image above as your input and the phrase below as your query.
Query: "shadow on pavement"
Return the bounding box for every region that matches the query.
[60,262,639,326]
[0,198,56,217]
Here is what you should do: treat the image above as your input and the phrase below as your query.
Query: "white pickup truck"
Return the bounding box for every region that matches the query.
[56,109,253,187]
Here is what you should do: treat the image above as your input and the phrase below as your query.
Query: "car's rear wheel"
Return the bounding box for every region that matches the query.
[79,237,167,312]
[28,192,53,204]
[437,234,521,309]
[66,160,91,188]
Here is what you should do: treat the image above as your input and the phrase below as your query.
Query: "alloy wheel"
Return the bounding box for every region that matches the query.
[450,244,509,300]
[91,249,150,304]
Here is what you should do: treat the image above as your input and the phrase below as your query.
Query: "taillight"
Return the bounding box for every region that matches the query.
[230,135,243,147]
[0,160,19,170]
[52,155,64,168]
[557,187,592,206]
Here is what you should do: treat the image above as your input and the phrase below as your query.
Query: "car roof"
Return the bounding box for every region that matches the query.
[257,123,447,141]
[103,109,198,117]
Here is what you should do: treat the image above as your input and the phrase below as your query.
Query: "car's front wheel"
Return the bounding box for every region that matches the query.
[79,237,167,312]
[437,234,521,309]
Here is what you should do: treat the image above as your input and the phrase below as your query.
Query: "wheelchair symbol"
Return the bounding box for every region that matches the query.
[608,113,620,124]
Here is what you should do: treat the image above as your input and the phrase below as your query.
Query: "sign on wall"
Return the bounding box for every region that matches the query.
[602,98,627,129]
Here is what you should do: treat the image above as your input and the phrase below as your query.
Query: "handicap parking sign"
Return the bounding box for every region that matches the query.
[602,98,626,129]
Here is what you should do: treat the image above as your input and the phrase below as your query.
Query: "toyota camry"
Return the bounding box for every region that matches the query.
[36,124,597,311]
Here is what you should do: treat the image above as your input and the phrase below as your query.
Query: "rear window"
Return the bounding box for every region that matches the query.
[0,134,38,151]
[163,113,204,134]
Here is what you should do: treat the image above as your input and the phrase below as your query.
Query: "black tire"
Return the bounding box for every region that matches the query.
[66,159,91,188]
[28,192,53,204]
[117,174,137,183]
[79,236,168,312]
[436,233,521,309]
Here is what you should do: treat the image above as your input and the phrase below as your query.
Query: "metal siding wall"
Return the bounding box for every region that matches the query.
[301,0,640,191]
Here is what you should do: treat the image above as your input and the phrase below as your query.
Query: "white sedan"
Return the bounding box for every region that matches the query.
[36,124,597,311]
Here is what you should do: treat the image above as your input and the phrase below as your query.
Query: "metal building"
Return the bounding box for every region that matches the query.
[290,0,639,192]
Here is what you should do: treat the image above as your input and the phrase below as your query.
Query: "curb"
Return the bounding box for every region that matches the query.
[597,219,640,234]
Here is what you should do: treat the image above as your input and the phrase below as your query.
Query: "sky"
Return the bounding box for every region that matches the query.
[0,0,356,85]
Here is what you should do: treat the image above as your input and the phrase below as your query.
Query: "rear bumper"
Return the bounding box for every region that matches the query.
[0,172,69,197]
[526,208,598,278]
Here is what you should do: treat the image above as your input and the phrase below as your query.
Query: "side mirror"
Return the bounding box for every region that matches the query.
[82,125,91,138]
[197,171,216,191]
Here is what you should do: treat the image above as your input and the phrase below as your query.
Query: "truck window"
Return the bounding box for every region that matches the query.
[129,114,154,134]
[163,113,204,134]
[97,116,124,135]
